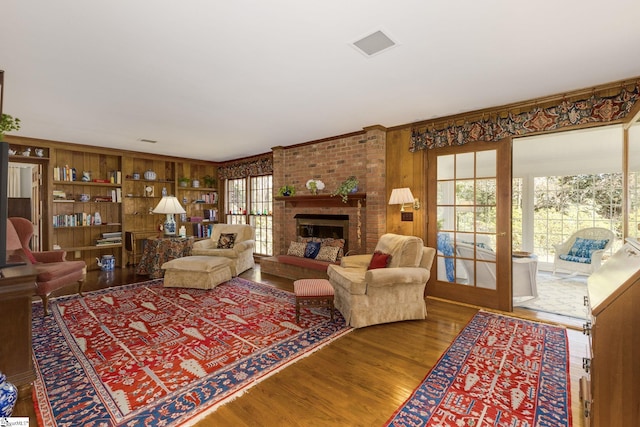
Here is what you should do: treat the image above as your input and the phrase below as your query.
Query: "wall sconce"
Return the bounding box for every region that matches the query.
[388,187,420,221]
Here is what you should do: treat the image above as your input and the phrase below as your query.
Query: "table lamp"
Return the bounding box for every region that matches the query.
[153,196,186,236]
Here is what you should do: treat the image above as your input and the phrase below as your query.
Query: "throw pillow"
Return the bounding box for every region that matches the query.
[568,237,609,258]
[217,233,237,249]
[287,241,307,257]
[368,251,392,270]
[315,245,340,262]
[320,238,346,260]
[304,241,321,259]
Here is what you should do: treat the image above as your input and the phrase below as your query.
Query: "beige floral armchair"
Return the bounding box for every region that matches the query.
[327,233,436,328]
[191,224,255,276]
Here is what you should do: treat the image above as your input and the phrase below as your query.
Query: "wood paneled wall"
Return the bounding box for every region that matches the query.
[385,127,425,240]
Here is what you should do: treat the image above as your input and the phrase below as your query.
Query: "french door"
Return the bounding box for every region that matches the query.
[427,138,512,311]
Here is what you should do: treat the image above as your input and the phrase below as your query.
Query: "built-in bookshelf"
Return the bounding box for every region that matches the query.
[50,149,123,270]
[175,162,218,237]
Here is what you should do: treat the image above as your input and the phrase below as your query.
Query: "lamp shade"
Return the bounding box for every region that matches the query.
[152,196,186,215]
[388,188,415,206]
[153,196,186,236]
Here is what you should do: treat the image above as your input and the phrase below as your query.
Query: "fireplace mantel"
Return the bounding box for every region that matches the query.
[275,193,366,208]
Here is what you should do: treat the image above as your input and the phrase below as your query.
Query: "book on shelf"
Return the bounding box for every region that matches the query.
[192,222,213,238]
[111,188,122,202]
[101,232,122,239]
[203,209,217,221]
[53,165,77,182]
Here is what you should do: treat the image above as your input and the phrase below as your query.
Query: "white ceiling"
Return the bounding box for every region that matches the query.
[2,1,640,162]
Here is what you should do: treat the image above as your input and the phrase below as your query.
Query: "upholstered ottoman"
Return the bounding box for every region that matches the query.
[293,278,335,323]
[161,256,233,289]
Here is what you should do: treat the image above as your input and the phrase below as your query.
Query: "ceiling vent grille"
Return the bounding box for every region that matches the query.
[352,30,397,57]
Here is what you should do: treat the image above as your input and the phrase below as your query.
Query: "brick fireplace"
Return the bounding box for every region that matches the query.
[271,126,387,256]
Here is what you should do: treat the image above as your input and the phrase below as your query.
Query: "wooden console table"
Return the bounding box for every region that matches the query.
[0,264,38,398]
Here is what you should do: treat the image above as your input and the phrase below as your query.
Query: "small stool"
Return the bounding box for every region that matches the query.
[293,278,335,323]
[161,256,233,289]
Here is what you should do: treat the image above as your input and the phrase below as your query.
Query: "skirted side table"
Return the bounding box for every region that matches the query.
[135,236,194,279]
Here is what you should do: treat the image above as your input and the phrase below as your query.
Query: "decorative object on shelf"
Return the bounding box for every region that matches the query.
[202,175,216,188]
[35,148,45,157]
[178,177,190,187]
[0,372,18,417]
[144,185,154,197]
[331,175,359,203]
[94,211,102,225]
[0,113,21,141]
[96,255,115,271]
[79,193,90,202]
[161,187,167,197]
[306,179,325,195]
[192,179,200,188]
[153,195,186,236]
[278,184,296,197]
[179,225,187,238]
[21,147,31,156]
[132,172,140,180]
[7,147,16,155]
[143,169,156,180]
[81,171,91,182]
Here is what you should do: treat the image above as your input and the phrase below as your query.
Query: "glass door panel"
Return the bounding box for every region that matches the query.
[428,139,512,311]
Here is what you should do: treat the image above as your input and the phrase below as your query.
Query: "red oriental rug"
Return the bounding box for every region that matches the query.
[386,311,571,427]
[32,278,351,426]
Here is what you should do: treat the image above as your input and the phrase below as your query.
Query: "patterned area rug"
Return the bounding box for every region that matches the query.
[386,311,571,427]
[32,277,351,426]
[516,272,588,319]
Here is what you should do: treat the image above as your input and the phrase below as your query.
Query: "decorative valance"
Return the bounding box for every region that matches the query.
[410,83,640,152]
[217,154,273,180]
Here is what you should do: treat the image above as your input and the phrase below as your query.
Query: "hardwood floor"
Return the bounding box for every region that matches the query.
[15,265,586,426]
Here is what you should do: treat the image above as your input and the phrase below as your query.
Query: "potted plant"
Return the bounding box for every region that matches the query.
[178,177,191,187]
[202,175,216,188]
[0,114,21,141]
[331,176,359,203]
[306,179,325,195]
[278,185,296,197]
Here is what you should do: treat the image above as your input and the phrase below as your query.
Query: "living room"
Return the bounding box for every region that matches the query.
[2,2,640,426]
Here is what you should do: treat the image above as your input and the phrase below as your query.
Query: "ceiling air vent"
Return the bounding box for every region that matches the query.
[352,30,397,57]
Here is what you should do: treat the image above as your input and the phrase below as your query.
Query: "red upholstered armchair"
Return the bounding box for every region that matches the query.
[7,217,86,315]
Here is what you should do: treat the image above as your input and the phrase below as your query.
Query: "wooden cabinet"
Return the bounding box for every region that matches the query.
[581,239,640,426]
[50,149,123,270]
[0,264,38,398]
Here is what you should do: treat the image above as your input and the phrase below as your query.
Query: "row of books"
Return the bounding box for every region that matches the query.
[53,213,107,228]
[194,192,218,204]
[96,231,122,245]
[53,166,122,184]
[192,223,214,238]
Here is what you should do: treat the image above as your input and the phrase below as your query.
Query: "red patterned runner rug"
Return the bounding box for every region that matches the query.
[386,311,571,427]
[32,277,351,426]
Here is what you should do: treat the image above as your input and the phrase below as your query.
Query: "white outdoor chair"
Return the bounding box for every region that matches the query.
[552,227,615,276]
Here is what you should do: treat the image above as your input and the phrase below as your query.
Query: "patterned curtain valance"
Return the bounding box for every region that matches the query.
[218,154,273,180]
[410,83,640,152]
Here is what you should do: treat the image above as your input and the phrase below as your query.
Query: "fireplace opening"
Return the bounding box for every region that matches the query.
[295,214,349,253]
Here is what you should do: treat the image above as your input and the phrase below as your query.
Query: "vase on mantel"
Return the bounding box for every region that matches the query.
[0,372,18,417]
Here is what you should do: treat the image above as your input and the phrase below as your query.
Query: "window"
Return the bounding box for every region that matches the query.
[225,175,273,255]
